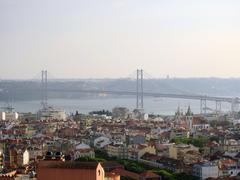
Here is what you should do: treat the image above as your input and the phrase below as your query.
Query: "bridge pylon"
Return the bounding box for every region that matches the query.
[41,70,48,108]
[200,98,207,115]
[231,97,239,113]
[136,69,144,111]
[215,100,222,114]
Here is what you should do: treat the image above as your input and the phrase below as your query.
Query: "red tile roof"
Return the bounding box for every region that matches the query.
[140,171,160,178]
[111,168,140,179]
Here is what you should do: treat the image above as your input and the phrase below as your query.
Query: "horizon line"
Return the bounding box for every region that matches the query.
[2,76,240,81]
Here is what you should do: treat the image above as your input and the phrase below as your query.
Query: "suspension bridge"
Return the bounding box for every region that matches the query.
[38,70,239,114]
[1,69,240,114]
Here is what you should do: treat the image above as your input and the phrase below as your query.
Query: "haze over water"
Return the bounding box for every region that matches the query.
[0,97,231,116]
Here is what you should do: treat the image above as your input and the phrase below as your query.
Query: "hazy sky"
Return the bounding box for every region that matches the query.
[1,0,240,79]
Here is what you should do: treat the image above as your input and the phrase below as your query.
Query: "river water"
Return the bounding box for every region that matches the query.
[0,97,231,115]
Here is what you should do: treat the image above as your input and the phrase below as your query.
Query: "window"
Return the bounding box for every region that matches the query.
[98,170,101,176]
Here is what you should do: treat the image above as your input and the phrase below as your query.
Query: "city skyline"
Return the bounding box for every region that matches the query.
[1,0,240,79]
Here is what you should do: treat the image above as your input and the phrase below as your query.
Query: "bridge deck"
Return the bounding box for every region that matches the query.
[48,88,239,103]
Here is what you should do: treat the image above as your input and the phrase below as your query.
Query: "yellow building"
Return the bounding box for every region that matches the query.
[107,143,156,160]
[169,144,200,164]
[128,144,156,160]
[106,144,128,159]
[223,139,240,153]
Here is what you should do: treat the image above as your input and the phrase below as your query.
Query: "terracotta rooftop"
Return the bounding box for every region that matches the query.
[111,168,140,179]
[140,171,160,178]
[38,161,100,169]
[206,141,219,147]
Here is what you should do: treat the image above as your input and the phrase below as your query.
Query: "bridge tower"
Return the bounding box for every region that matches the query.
[41,70,48,108]
[136,69,144,111]
[215,100,222,114]
[231,97,239,113]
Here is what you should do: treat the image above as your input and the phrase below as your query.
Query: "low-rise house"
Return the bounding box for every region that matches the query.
[26,126,36,137]
[223,139,240,153]
[111,132,126,144]
[192,123,210,132]
[94,136,111,149]
[126,134,145,145]
[157,157,185,173]
[169,144,200,164]
[192,162,219,180]
[141,152,162,162]
[106,143,128,159]
[155,143,172,157]
[184,149,201,164]
[159,131,171,142]
[170,129,189,139]
[218,159,240,177]
[58,127,78,138]
[28,146,43,160]
[74,143,95,160]
[128,144,156,160]
[204,141,223,156]
[192,117,210,132]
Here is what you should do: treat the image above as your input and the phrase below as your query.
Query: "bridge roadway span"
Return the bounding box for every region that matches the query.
[48,88,240,103]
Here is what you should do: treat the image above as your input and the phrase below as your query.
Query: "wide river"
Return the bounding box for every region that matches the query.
[0,97,232,115]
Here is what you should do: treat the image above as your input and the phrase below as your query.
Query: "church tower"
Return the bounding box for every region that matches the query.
[175,106,182,124]
[186,106,193,132]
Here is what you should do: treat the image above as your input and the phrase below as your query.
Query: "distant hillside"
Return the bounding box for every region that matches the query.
[0,78,240,101]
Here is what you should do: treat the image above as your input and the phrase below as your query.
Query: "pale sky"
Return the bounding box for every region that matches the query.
[1,0,240,79]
